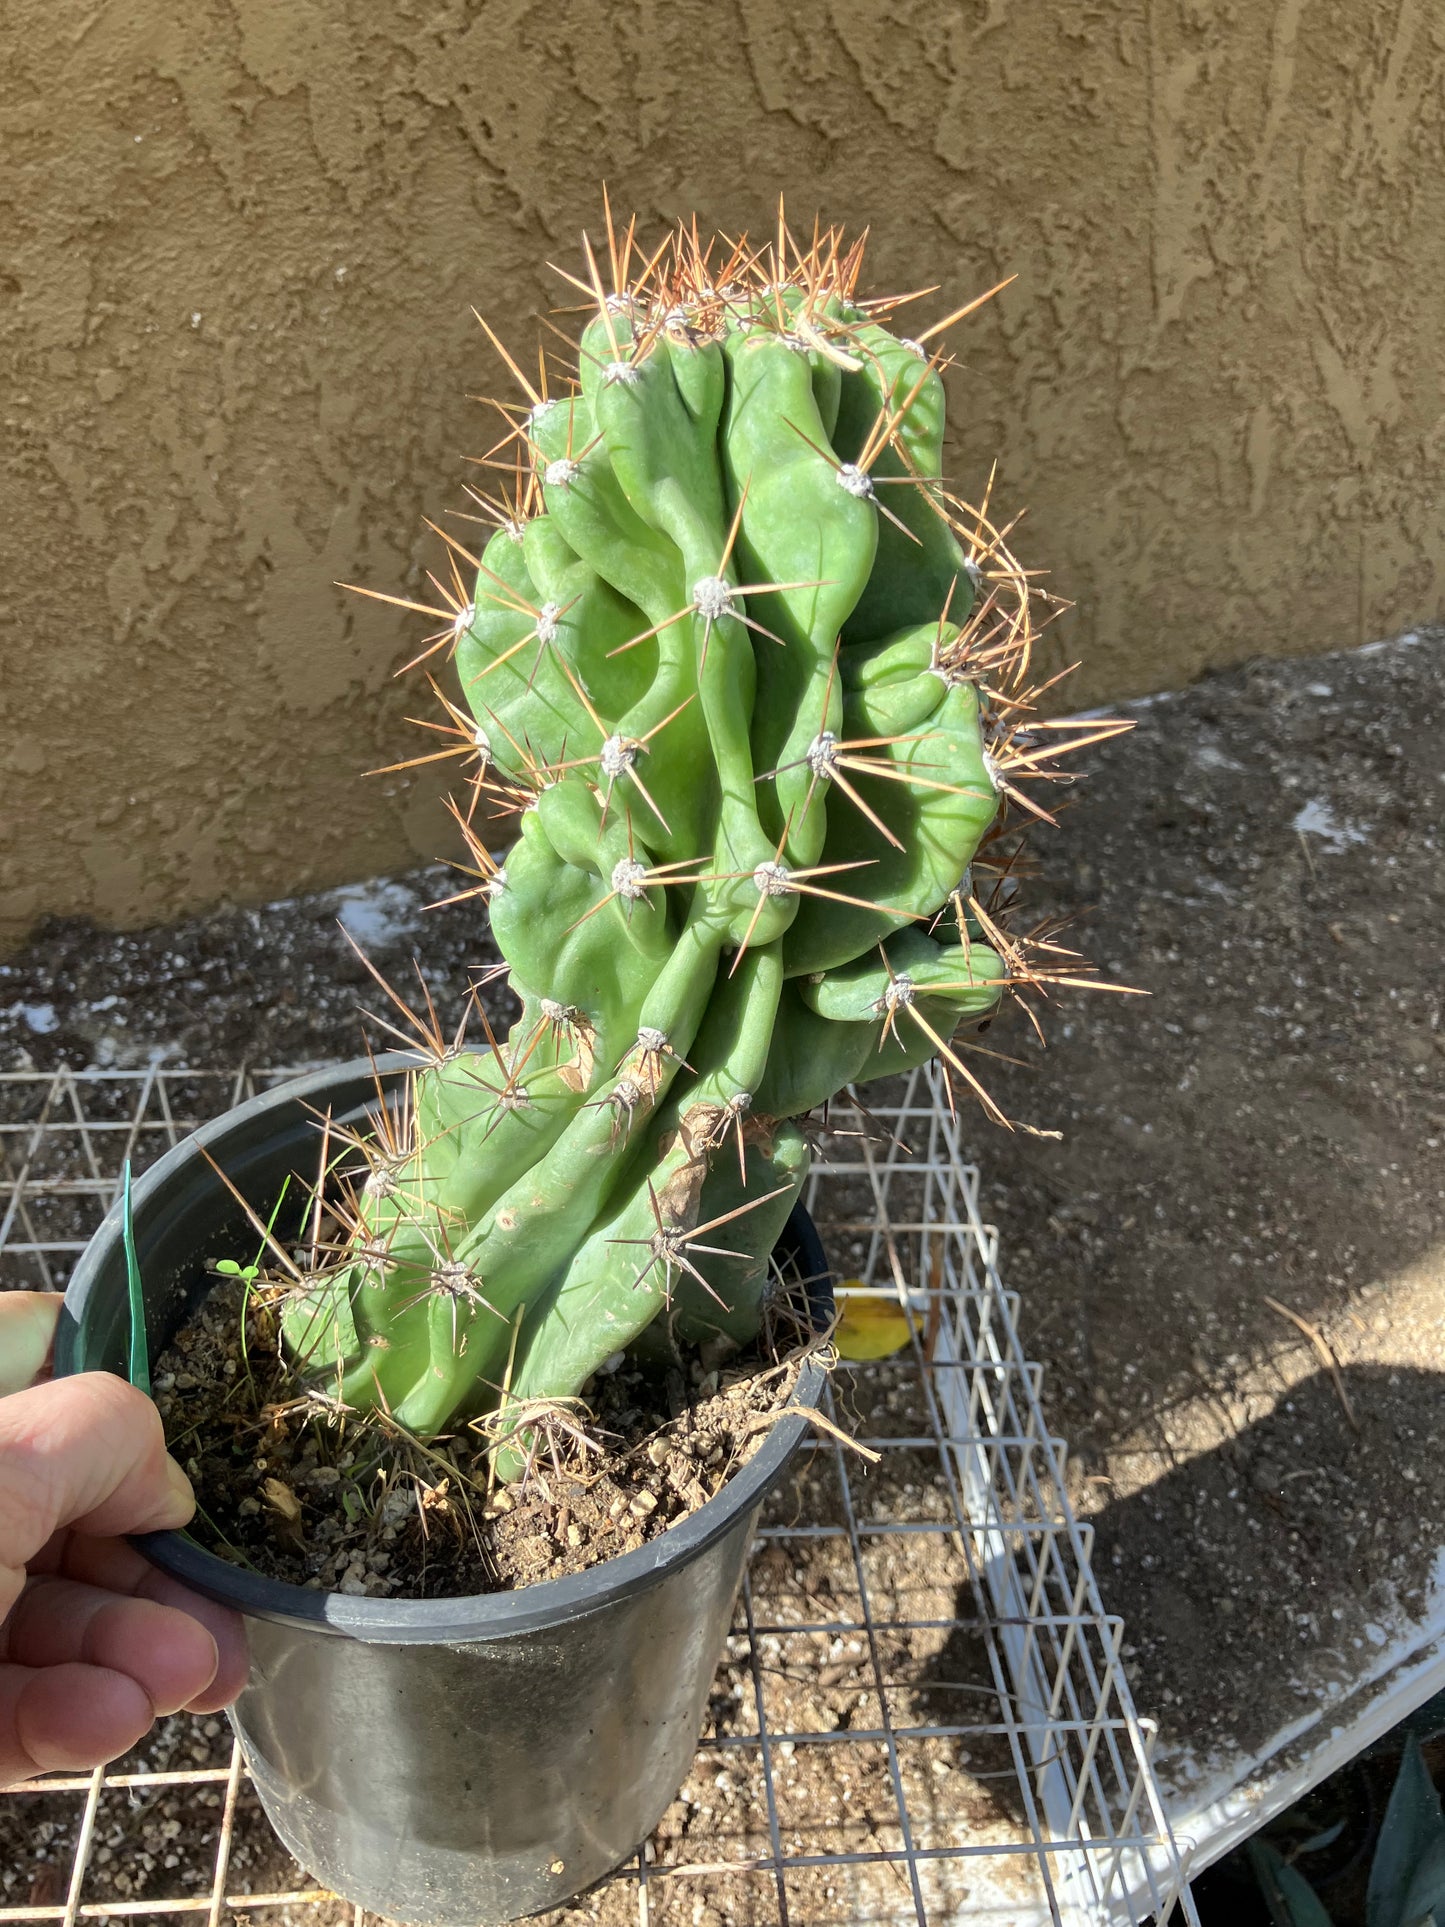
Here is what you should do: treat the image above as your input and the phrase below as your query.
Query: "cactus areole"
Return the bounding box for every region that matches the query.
[281,216,1115,1472]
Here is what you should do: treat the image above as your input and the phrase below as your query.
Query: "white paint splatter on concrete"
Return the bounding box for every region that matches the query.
[1292,800,1367,851]
[326,880,423,948]
[6,1001,58,1034]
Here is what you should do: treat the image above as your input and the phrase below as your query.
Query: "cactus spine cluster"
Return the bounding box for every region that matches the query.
[283,214,1118,1468]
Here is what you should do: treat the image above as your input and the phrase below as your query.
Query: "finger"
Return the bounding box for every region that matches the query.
[2,1579,220,1717]
[0,1661,156,1788]
[0,1294,61,1396]
[139,1576,247,1712]
[0,1375,193,1586]
[41,1535,248,1711]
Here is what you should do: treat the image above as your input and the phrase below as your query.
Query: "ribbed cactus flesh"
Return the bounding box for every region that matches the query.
[282,221,1101,1468]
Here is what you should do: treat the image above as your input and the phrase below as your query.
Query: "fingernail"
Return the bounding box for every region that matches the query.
[161,1454,196,1523]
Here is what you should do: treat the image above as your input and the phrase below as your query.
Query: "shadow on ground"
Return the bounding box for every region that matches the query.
[907,1354,1445,1849]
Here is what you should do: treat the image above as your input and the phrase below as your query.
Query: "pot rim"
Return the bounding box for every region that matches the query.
[56,1055,832,1644]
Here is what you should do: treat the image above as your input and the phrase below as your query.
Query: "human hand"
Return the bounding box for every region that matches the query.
[0,1293,248,1788]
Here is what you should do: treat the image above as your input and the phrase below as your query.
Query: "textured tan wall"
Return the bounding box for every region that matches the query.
[3,0,1443,941]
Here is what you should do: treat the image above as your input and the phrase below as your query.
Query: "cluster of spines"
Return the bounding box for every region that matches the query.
[288,205,1138,1457]
[359,207,1126,1093]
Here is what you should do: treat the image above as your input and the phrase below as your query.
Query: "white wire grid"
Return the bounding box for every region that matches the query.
[0,1064,1198,1926]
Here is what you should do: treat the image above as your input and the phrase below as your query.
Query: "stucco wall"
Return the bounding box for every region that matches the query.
[3,0,1442,941]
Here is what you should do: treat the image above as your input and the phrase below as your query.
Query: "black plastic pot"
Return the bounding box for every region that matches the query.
[54,1057,831,1927]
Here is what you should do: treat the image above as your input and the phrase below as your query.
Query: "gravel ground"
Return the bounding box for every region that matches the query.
[971,626,1445,1785]
[0,867,502,1073]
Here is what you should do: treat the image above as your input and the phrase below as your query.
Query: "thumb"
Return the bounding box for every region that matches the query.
[0,1375,194,1574]
[0,1295,62,1397]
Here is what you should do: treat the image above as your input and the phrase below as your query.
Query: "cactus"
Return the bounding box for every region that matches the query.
[281,214,1122,1467]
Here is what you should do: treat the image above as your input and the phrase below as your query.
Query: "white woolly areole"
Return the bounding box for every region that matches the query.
[432,1259,477,1293]
[806,731,838,776]
[899,337,926,357]
[692,575,736,622]
[981,750,1001,794]
[612,857,649,900]
[728,1090,752,1114]
[963,555,985,589]
[836,463,875,500]
[600,734,636,778]
[488,866,508,897]
[605,292,634,315]
[539,997,572,1024]
[536,601,561,644]
[472,723,491,756]
[881,973,916,1012]
[637,1026,669,1053]
[544,457,578,489]
[357,1241,392,1284]
[753,860,794,897]
[530,399,558,426]
[451,601,476,637]
[605,359,640,386]
[365,1165,400,1199]
[613,1077,643,1108]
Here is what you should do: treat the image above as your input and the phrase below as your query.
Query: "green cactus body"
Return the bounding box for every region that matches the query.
[281,220,1097,1473]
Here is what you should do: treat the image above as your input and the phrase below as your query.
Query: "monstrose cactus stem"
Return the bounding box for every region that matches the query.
[281,212,1125,1471]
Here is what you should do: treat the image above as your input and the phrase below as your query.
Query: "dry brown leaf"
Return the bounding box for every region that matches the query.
[261,1476,302,1524]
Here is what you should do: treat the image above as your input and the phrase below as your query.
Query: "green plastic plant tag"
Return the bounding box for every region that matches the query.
[121,1159,150,1395]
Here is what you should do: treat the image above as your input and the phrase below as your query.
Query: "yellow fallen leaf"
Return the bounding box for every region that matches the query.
[833,1285,924,1361]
